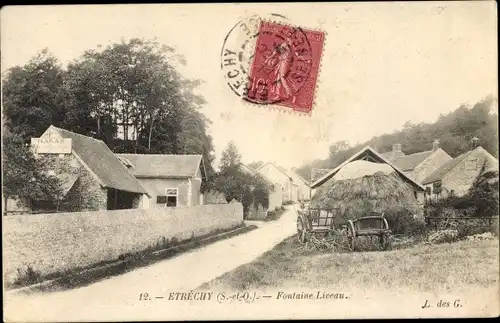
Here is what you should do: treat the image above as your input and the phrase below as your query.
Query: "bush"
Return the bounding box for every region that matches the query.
[407,219,428,237]
[280,206,285,211]
[384,208,424,235]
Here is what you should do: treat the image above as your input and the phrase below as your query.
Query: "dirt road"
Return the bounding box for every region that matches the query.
[4,206,298,322]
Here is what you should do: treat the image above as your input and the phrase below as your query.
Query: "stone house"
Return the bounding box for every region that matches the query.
[421,141,499,199]
[4,125,150,214]
[310,146,426,206]
[256,162,299,203]
[380,140,452,184]
[116,154,206,208]
[240,164,283,219]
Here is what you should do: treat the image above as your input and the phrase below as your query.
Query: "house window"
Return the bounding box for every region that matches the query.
[156,196,167,204]
[166,188,178,207]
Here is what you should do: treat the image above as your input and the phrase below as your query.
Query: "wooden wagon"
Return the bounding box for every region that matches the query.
[345,212,392,250]
[296,208,392,251]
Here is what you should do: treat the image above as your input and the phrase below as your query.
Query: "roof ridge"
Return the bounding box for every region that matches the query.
[51,125,106,144]
[403,150,433,156]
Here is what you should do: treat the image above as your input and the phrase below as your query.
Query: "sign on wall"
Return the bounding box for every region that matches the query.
[31,137,72,154]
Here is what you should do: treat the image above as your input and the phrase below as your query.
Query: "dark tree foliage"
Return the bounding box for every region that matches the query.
[2,129,64,210]
[214,142,270,216]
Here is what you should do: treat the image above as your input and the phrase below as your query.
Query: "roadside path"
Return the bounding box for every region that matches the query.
[4,206,298,322]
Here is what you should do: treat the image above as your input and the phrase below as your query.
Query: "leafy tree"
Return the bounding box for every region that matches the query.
[2,129,64,213]
[214,142,269,216]
[468,169,499,217]
[2,49,71,140]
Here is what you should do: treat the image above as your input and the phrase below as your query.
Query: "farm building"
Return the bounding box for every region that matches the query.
[116,154,206,208]
[4,125,150,214]
[421,139,499,199]
[309,146,426,225]
[379,140,452,184]
[256,162,300,203]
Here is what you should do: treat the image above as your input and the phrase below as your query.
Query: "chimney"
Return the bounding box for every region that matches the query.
[432,139,440,151]
[471,137,480,149]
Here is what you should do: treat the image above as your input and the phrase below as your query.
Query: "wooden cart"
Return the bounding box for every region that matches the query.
[345,212,392,250]
[296,209,392,251]
[296,208,337,244]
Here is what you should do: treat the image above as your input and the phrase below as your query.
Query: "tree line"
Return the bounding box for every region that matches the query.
[296,96,499,181]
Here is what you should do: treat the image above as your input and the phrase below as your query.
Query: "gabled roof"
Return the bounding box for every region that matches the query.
[310,146,425,191]
[116,154,205,179]
[49,126,149,195]
[421,146,498,185]
[391,150,434,171]
[257,162,291,179]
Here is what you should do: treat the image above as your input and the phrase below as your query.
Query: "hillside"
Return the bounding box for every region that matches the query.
[297,96,499,182]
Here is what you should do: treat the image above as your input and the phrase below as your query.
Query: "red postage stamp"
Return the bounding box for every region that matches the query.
[245,21,325,113]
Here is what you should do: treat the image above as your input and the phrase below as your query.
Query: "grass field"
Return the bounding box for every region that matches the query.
[199,235,499,294]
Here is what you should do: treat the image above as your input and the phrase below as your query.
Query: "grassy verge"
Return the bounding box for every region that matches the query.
[198,234,499,294]
[9,224,258,294]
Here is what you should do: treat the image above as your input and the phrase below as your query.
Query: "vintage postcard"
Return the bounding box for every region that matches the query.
[1,2,499,321]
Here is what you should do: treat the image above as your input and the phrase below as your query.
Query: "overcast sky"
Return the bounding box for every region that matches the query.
[1,3,497,169]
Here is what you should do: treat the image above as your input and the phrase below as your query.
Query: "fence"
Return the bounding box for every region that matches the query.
[3,203,243,286]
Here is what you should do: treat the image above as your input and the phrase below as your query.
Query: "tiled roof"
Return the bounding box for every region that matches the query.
[50,126,149,195]
[310,168,333,183]
[391,150,434,171]
[421,152,471,185]
[380,151,406,161]
[116,154,204,179]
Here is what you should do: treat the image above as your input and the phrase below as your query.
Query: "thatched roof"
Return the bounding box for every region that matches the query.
[310,170,422,221]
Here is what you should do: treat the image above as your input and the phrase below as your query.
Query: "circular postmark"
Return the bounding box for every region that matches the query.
[221,14,313,106]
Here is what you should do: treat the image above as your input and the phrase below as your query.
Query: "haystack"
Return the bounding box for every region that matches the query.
[310,160,422,231]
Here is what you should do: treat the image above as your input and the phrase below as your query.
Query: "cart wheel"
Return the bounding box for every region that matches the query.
[380,233,392,251]
[346,220,356,251]
[297,217,307,244]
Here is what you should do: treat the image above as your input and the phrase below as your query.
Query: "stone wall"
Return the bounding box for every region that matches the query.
[3,203,244,286]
